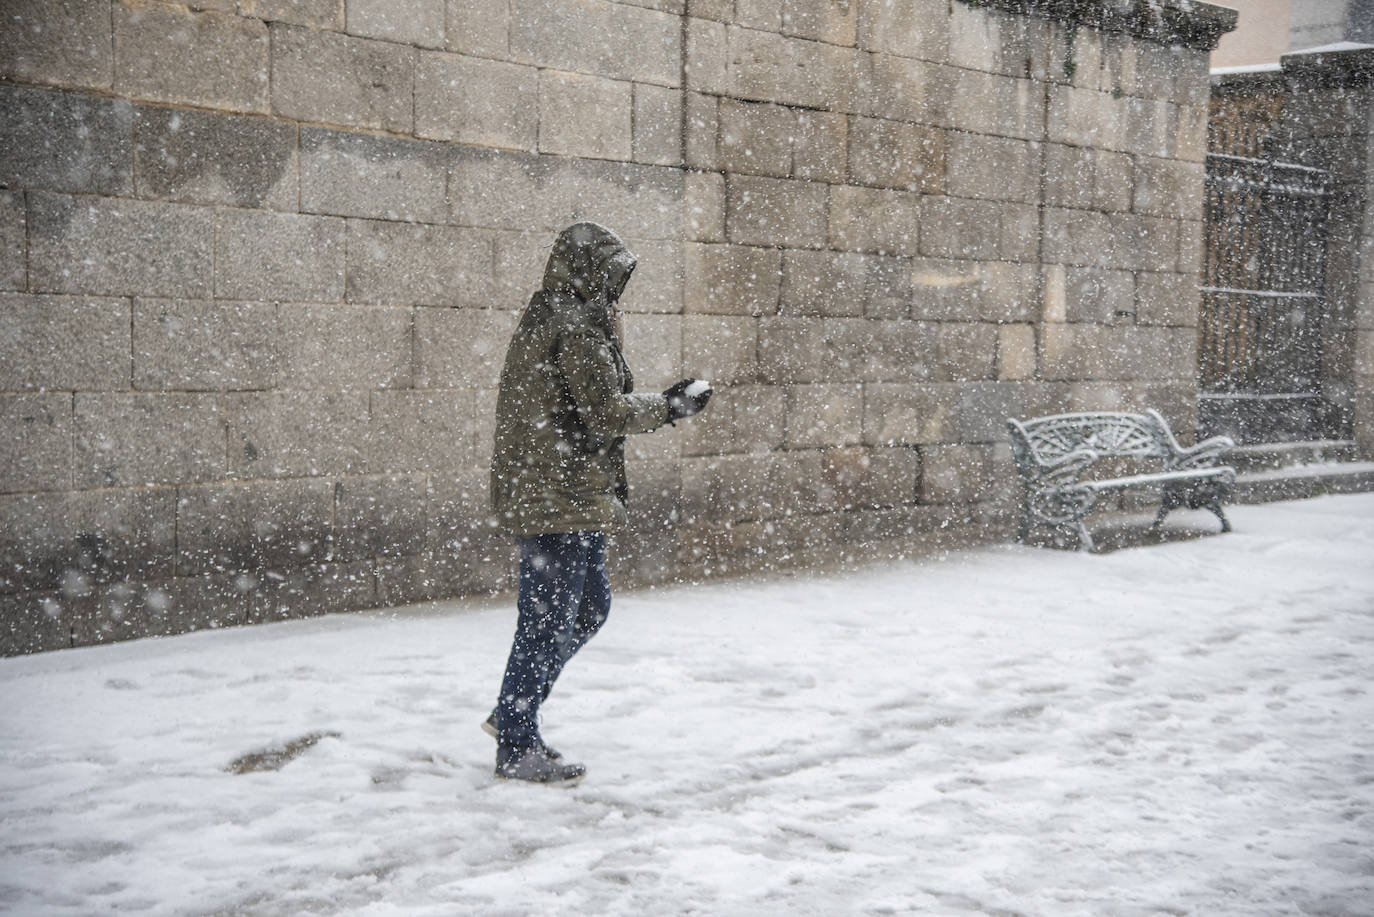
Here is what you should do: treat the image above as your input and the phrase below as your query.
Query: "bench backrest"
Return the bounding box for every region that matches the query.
[1008,411,1171,465]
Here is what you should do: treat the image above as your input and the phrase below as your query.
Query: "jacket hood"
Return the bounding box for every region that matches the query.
[541,221,638,308]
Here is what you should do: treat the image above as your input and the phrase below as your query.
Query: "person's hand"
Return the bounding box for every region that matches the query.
[663,378,712,422]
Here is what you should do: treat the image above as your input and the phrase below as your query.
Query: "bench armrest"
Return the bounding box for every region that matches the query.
[1145,409,1234,470]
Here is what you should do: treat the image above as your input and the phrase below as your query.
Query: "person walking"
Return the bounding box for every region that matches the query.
[485,221,712,785]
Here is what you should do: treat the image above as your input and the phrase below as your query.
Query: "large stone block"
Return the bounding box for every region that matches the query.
[28,193,213,298]
[934,322,998,382]
[416,52,538,151]
[0,193,23,291]
[1124,96,1176,160]
[0,0,114,90]
[449,150,569,233]
[332,473,428,561]
[1042,207,1114,267]
[347,220,493,308]
[176,478,334,575]
[368,389,476,474]
[946,69,1043,140]
[1000,201,1039,262]
[346,0,445,47]
[539,70,633,161]
[229,391,368,478]
[271,23,416,133]
[0,86,133,196]
[848,118,944,193]
[1112,213,1179,273]
[74,393,227,488]
[426,469,495,547]
[821,445,920,510]
[1042,264,1135,323]
[276,303,412,390]
[681,314,758,384]
[511,0,681,87]
[680,383,786,456]
[0,294,131,392]
[0,488,176,593]
[908,258,1038,322]
[133,105,297,210]
[685,16,729,95]
[920,442,992,505]
[835,318,935,382]
[785,383,864,447]
[301,128,449,224]
[757,316,825,384]
[779,0,857,45]
[214,210,345,302]
[947,2,1049,80]
[113,4,269,113]
[634,82,684,167]
[0,590,78,654]
[457,154,685,240]
[612,237,683,314]
[684,243,781,316]
[719,98,795,178]
[728,26,863,112]
[445,0,509,57]
[862,54,944,124]
[952,380,1030,442]
[133,299,279,391]
[862,383,961,445]
[241,0,343,28]
[829,185,919,255]
[414,307,518,389]
[781,249,866,317]
[0,394,71,493]
[998,323,1036,380]
[1047,84,1127,152]
[1135,271,1200,327]
[856,0,947,62]
[919,196,1003,261]
[793,108,847,183]
[1040,323,1196,381]
[621,313,682,389]
[1133,155,1205,221]
[680,452,807,524]
[728,175,828,249]
[684,92,721,171]
[946,132,1036,203]
[684,171,725,242]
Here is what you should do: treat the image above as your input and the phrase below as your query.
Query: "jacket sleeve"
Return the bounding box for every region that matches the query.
[556,328,669,436]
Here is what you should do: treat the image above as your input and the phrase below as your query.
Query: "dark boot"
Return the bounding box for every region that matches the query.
[495,746,585,785]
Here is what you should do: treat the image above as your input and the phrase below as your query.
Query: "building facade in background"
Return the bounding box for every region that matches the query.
[2,0,1238,653]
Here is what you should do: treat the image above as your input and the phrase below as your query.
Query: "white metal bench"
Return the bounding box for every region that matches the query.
[1007,410,1236,551]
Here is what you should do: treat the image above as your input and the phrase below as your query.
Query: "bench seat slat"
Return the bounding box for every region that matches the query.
[1078,466,1234,493]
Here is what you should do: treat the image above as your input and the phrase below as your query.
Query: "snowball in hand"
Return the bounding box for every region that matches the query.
[685,380,711,397]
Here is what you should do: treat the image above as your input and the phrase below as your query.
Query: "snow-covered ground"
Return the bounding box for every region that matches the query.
[3,495,1373,917]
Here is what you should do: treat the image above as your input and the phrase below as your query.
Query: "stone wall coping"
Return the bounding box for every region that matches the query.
[956,0,1238,51]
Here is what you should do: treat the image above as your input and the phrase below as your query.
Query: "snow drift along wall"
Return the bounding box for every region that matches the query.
[0,0,1236,654]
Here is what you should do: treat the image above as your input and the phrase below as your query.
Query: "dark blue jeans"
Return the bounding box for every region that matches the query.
[495,531,611,753]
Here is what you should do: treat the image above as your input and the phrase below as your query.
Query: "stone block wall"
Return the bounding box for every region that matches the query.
[0,0,1233,654]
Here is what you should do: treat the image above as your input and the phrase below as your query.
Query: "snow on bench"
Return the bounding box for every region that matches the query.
[1007,410,1236,552]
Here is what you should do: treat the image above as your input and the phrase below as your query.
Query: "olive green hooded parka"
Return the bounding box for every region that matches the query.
[490,222,671,536]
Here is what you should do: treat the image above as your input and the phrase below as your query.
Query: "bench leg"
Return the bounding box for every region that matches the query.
[1210,502,1232,533]
[1072,519,1094,552]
